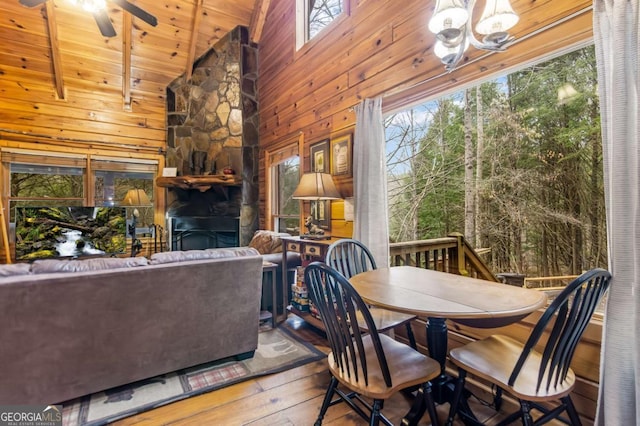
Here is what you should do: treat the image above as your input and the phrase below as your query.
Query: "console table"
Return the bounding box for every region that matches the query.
[280,236,343,329]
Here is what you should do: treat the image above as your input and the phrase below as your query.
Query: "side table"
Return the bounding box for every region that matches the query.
[280,236,343,329]
[260,261,279,328]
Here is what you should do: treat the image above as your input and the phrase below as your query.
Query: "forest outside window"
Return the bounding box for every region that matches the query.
[271,156,300,234]
[385,44,606,295]
[296,0,345,50]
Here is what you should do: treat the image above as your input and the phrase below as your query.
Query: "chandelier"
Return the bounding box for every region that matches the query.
[428,0,519,72]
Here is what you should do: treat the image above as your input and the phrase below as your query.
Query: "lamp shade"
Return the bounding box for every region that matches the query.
[475,0,519,35]
[428,0,468,40]
[292,172,341,200]
[122,189,151,206]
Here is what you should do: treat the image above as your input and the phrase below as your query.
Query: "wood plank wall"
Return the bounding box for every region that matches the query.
[257,0,593,237]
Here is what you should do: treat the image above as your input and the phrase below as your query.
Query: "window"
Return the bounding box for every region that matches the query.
[296,0,344,50]
[8,152,86,221]
[3,150,157,238]
[385,44,606,281]
[271,156,300,234]
[93,158,156,235]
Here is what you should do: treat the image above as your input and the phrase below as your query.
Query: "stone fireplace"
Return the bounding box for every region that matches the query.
[164,26,259,247]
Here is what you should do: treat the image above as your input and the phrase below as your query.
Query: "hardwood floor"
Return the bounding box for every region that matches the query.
[110,316,515,426]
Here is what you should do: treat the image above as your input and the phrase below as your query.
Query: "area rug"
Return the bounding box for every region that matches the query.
[61,327,325,426]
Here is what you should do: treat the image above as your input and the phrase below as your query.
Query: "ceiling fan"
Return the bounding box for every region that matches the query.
[19,0,158,37]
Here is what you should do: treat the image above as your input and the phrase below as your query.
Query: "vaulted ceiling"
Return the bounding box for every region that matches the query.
[0,0,268,106]
[0,0,593,153]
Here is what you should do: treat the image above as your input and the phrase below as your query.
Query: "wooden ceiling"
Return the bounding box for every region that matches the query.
[0,0,266,106]
[0,0,593,154]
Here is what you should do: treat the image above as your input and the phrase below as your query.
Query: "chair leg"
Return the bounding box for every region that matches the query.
[405,322,417,350]
[446,370,466,426]
[562,396,582,426]
[315,375,338,426]
[520,400,534,426]
[422,382,439,426]
[493,387,503,412]
[370,399,383,426]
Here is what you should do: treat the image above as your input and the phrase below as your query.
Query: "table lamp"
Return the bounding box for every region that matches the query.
[122,189,151,256]
[292,172,341,240]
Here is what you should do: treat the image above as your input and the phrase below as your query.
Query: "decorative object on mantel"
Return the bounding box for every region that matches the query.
[155,175,242,191]
[428,0,519,71]
[293,172,341,240]
[121,189,151,257]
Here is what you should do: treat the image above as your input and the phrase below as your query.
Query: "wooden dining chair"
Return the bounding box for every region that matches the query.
[326,238,418,349]
[305,262,440,426]
[446,268,612,426]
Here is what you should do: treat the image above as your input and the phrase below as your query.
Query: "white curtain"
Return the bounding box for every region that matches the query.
[353,97,390,266]
[593,1,640,424]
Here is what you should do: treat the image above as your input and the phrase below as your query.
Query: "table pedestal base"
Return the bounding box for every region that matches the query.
[401,318,479,425]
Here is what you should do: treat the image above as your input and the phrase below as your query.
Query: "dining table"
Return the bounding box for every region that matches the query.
[349,266,548,424]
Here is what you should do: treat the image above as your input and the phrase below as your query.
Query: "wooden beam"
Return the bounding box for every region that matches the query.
[43,1,65,100]
[185,0,204,82]
[249,0,271,43]
[122,11,132,110]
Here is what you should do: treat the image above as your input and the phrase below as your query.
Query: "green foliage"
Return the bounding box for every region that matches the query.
[386,45,606,277]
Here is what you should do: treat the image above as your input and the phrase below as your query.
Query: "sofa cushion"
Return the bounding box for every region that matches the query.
[0,263,32,278]
[149,247,259,265]
[31,256,149,274]
[248,230,290,255]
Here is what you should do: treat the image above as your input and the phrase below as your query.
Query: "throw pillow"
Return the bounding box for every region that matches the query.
[248,230,290,255]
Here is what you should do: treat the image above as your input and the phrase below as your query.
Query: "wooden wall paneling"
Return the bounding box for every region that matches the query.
[0,98,163,130]
[1,124,164,150]
[383,10,593,110]
[0,83,166,120]
[0,110,164,140]
[260,73,350,141]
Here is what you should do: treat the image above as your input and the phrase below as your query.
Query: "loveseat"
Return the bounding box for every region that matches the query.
[0,247,263,405]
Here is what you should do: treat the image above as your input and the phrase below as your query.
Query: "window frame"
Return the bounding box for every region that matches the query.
[295,0,349,51]
[1,149,159,247]
[266,144,300,233]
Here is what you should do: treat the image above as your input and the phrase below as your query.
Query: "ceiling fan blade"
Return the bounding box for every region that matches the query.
[93,9,117,37]
[112,0,158,27]
[19,0,47,7]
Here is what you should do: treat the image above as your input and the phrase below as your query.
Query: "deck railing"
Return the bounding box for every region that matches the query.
[389,232,497,282]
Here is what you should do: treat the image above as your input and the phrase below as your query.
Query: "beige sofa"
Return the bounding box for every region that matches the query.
[0,247,263,404]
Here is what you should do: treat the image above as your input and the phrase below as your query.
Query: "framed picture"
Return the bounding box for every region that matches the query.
[331,133,352,176]
[310,139,329,173]
[310,200,331,229]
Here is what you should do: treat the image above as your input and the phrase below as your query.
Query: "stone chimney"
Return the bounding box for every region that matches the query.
[164,26,259,246]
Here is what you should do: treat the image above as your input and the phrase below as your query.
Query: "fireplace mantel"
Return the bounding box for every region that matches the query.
[156,175,241,193]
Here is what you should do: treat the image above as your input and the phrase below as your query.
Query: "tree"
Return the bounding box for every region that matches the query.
[385,44,607,278]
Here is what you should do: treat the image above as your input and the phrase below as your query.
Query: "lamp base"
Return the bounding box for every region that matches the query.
[300,234,331,240]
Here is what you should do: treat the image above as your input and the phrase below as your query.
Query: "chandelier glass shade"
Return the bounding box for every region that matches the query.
[428,0,519,71]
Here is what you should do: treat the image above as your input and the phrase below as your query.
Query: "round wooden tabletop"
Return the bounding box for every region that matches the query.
[350,266,548,328]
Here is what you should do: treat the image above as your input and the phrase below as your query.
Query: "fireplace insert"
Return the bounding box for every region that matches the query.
[169,216,239,251]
